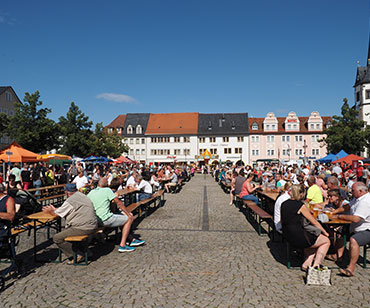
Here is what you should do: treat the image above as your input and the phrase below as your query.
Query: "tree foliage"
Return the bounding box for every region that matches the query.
[0,113,9,137]
[58,102,94,157]
[6,91,59,153]
[323,98,370,155]
[91,123,129,158]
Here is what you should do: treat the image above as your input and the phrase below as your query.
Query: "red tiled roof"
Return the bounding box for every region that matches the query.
[145,113,199,135]
[106,115,127,128]
[249,116,332,134]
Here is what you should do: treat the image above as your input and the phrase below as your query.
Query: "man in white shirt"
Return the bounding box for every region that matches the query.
[72,171,89,192]
[334,182,370,277]
[126,172,137,188]
[136,174,153,201]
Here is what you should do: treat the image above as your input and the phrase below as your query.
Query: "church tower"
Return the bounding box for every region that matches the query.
[354,34,370,126]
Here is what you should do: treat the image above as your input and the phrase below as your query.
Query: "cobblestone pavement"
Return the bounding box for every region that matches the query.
[1,174,370,307]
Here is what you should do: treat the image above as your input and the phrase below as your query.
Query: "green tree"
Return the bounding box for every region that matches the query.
[0,113,9,137]
[6,91,59,152]
[322,98,370,155]
[58,102,93,157]
[91,123,129,158]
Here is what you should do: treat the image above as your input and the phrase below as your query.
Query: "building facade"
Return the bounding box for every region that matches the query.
[0,86,20,149]
[249,111,331,165]
[106,111,329,165]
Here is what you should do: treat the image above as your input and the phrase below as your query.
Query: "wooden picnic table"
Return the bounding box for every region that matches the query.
[116,187,139,196]
[258,190,279,201]
[26,211,61,262]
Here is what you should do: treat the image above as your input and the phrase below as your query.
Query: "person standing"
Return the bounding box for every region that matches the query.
[21,163,31,190]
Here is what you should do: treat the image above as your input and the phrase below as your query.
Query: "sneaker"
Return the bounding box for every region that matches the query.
[127,239,146,247]
[118,245,135,253]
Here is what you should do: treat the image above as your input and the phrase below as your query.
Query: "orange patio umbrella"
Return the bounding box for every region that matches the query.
[0,141,41,163]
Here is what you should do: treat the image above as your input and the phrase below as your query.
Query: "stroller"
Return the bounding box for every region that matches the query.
[13,190,43,226]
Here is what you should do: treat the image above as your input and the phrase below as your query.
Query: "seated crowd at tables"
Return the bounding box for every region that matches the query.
[214,161,370,277]
[0,161,194,264]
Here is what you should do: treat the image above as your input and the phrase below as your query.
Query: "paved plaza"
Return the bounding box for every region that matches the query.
[1,174,370,307]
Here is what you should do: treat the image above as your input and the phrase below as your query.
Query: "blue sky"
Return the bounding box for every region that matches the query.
[1,0,369,126]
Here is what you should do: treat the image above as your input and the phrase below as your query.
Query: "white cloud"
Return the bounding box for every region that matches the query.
[96,93,138,104]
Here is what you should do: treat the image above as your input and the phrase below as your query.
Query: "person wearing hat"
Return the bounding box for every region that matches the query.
[42,183,98,264]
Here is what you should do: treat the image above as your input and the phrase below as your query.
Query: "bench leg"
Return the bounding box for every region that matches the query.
[286,241,291,269]
[258,217,262,236]
[364,245,368,269]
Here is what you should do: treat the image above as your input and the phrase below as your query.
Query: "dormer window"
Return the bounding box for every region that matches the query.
[251,122,258,130]
[108,128,113,133]
[117,128,121,134]
[326,121,332,128]
[127,125,133,134]
[208,121,212,130]
[136,125,142,134]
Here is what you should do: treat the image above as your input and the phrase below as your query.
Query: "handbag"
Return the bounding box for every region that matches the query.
[302,216,321,237]
[306,266,331,286]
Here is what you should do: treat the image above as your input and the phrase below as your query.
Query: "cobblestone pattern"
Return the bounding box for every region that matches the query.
[1,175,370,307]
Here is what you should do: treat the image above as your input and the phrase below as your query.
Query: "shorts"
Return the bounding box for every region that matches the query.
[101,214,128,228]
[351,230,370,246]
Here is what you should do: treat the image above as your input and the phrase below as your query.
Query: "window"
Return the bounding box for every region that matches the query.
[108,128,113,133]
[224,148,231,154]
[293,124,298,129]
[174,137,180,142]
[237,136,244,142]
[312,149,319,156]
[251,122,258,130]
[183,137,190,143]
[129,149,133,155]
[209,137,216,143]
[141,138,145,144]
[356,92,360,102]
[299,149,303,155]
[267,135,275,143]
[287,124,291,129]
[174,149,181,155]
[282,149,287,156]
[316,123,320,130]
[199,137,205,143]
[251,135,259,143]
[295,135,303,142]
[136,149,139,155]
[310,124,315,129]
[151,149,157,155]
[136,138,140,144]
[141,149,145,155]
[311,135,320,142]
[271,124,276,130]
[6,92,12,101]
[235,148,242,154]
[129,138,134,144]
[266,124,270,130]
[199,149,205,155]
[210,148,217,154]
[366,90,370,100]
[223,137,229,142]
[127,125,133,134]
[295,149,299,155]
[252,149,260,156]
[136,125,142,134]
[267,149,275,156]
[184,149,190,155]
[3,109,8,115]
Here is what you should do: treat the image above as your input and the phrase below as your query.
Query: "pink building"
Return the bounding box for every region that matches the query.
[248,111,332,165]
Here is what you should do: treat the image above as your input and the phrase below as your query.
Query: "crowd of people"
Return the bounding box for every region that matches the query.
[214,161,370,277]
[0,160,195,264]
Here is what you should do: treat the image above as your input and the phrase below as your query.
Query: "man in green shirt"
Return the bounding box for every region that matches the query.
[88,178,145,252]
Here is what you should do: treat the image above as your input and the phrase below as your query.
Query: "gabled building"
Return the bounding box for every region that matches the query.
[249,111,331,165]
[0,86,21,148]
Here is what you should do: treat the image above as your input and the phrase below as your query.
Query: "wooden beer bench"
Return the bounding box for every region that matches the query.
[243,200,273,236]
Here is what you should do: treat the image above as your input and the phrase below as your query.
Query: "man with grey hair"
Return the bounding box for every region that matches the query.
[327,175,348,199]
[333,182,370,277]
[43,183,98,264]
[136,174,152,201]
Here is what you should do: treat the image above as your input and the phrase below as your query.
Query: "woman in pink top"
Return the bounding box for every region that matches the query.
[240,173,261,204]
[316,173,328,199]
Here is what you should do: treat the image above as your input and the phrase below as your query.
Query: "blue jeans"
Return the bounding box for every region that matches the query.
[33,179,42,196]
[138,193,152,201]
[242,194,259,205]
